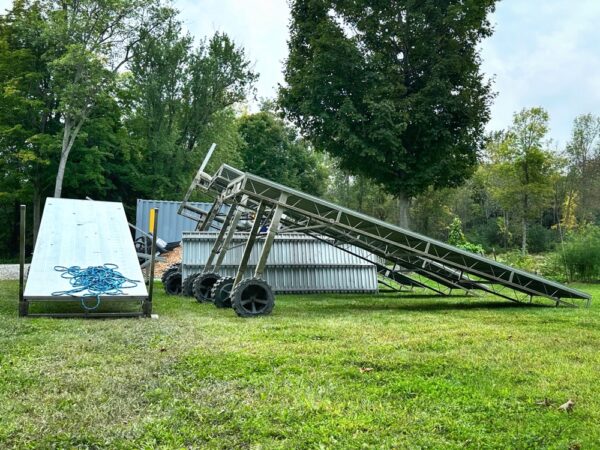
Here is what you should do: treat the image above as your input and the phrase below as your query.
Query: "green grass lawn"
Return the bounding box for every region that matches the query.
[0,281,598,449]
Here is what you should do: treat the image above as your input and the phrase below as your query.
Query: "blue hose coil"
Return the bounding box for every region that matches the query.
[51,264,139,311]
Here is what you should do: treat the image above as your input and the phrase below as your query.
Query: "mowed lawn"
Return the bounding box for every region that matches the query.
[0,281,598,449]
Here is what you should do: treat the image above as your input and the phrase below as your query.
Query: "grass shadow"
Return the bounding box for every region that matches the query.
[281,294,551,316]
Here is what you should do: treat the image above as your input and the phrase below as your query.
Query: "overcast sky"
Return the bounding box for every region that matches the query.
[1,0,599,147]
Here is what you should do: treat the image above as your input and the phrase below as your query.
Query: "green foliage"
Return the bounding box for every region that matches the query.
[179,33,258,152]
[0,0,257,257]
[280,0,496,198]
[126,20,256,200]
[526,223,555,253]
[560,225,600,282]
[484,108,561,253]
[325,162,398,222]
[565,114,600,223]
[447,217,484,254]
[237,111,328,196]
[410,187,455,240]
[496,250,541,274]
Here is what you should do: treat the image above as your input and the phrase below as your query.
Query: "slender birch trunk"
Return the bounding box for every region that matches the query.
[54,115,85,198]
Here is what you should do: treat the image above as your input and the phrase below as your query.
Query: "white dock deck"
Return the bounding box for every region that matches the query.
[24,198,148,301]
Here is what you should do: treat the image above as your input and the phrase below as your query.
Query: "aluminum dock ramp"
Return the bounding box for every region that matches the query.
[178,159,591,316]
[21,198,152,318]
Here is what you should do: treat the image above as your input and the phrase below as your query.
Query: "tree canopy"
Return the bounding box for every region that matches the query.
[280,0,497,203]
[237,110,328,196]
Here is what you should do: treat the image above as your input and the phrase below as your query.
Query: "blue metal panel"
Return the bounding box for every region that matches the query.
[136,199,227,243]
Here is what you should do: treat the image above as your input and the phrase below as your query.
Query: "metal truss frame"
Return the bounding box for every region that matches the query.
[179,149,591,308]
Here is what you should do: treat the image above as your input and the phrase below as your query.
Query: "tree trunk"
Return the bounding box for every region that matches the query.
[54,116,84,198]
[503,212,509,248]
[396,193,410,229]
[521,217,527,255]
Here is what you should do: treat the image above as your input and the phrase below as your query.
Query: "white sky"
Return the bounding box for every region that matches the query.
[1,0,599,147]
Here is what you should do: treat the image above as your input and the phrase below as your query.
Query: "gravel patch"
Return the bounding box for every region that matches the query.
[0,264,29,280]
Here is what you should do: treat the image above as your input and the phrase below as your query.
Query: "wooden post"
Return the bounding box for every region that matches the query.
[145,208,159,317]
[19,205,27,317]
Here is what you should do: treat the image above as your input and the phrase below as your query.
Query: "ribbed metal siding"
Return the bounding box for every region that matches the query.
[136,199,226,243]
[182,232,378,293]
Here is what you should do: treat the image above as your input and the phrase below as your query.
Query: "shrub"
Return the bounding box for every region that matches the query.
[560,225,600,282]
[448,217,484,254]
[496,250,540,274]
[527,224,556,253]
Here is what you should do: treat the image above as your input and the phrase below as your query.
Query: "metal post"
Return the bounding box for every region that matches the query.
[197,198,223,231]
[254,194,287,279]
[233,202,266,288]
[203,203,237,273]
[145,208,159,317]
[214,196,248,271]
[18,205,27,317]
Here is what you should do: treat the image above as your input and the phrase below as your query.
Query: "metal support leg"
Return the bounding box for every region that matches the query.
[197,198,223,231]
[145,208,159,317]
[19,205,27,317]
[203,203,238,274]
[254,194,287,279]
[214,196,247,272]
[233,202,266,288]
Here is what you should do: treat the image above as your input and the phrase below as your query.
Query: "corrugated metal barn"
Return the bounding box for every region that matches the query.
[182,232,378,294]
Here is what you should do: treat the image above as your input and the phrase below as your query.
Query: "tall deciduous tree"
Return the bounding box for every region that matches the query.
[237,110,328,196]
[565,113,600,223]
[0,1,59,242]
[39,0,170,198]
[486,108,559,254]
[280,0,496,227]
[179,33,258,153]
[125,21,257,199]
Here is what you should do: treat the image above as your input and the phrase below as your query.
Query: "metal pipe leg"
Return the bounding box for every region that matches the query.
[179,143,217,216]
[19,205,27,317]
[214,196,247,272]
[145,208,159,317]
[198,198,223,231]
[254,194,287,279]
[203,203,238,274]
[233,202,266,288]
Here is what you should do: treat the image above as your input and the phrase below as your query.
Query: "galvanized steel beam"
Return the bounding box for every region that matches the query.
[233,202,266,288]
[255,193,287,279]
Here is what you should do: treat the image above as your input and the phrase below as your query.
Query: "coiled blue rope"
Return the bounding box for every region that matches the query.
[51,263,139,311]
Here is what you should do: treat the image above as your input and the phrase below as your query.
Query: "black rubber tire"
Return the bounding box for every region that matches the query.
[161,263,180,284]
[182,273,200,297]
[231,278,275,317]
[164,271,182,295]
[161,268,176,284]
[193,272,221,303]
[211,276,235,308]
